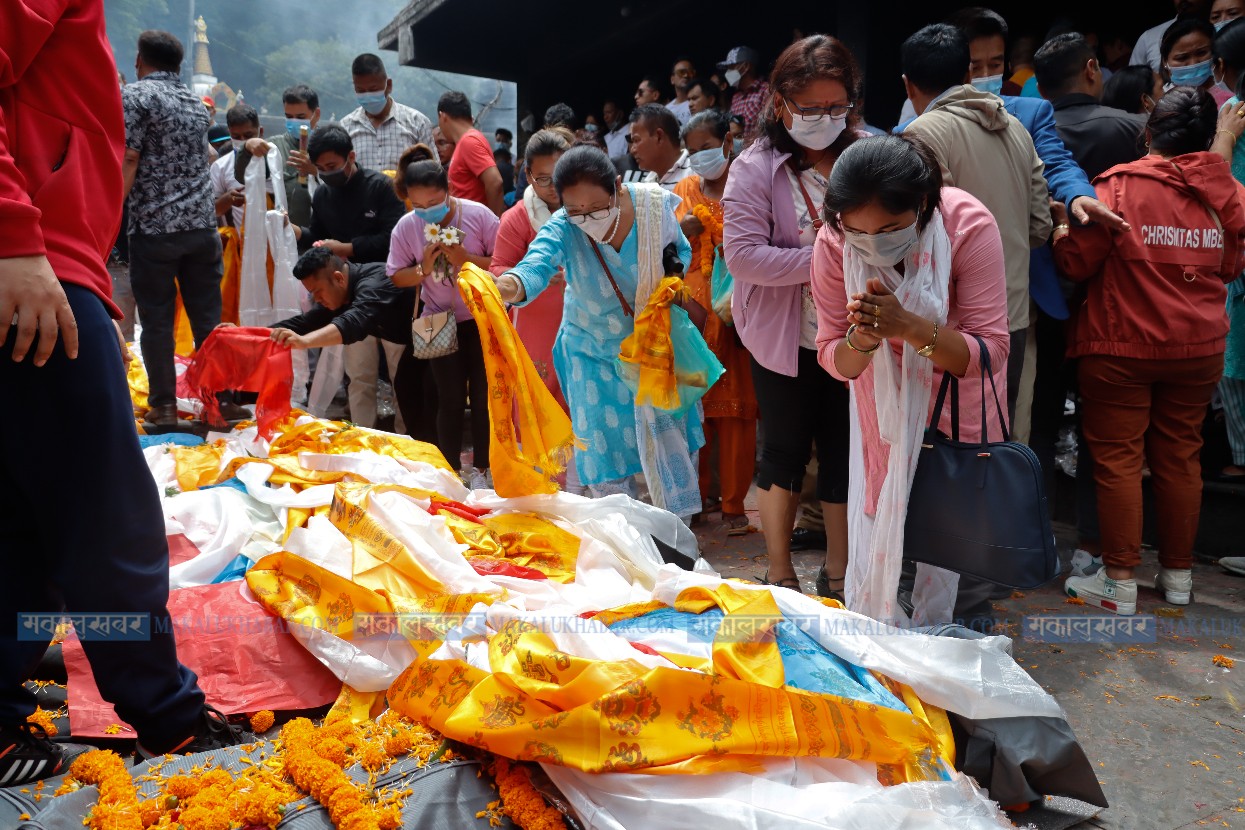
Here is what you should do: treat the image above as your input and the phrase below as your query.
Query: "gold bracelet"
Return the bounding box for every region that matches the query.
[917,322,939,358]
[1217,129,1239,143]
[845,323,880,354]
[1053,223,1070,232]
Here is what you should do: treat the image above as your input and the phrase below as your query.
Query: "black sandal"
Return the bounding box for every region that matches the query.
[761,571,804,593]
[816,565,846,603]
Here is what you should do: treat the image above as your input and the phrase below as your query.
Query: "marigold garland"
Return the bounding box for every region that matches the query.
[491,758,566,830]
[54,750,142,830]
[692,203,724,276]
[249,709,276,734]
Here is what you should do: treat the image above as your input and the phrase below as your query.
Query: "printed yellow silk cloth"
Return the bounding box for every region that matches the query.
[388,582,951,779]
[456,263,575,498]
[617,276,687,411]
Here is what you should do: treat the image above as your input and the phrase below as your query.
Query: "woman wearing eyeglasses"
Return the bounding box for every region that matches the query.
[723,34,865,598]
[494,145,705,519]
[490,129,573,412]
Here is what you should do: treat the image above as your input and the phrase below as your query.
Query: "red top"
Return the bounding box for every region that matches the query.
[490,200,537,274]
[0,0,124,317]
[448,128,497,204]
[1053,151,1245,361]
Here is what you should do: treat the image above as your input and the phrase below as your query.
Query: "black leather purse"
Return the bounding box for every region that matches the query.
[903,336,1059,589]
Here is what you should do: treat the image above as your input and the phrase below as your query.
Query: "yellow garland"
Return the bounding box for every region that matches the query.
[55,750,142,830]
[492,758,565,830]
[692,203,723,276]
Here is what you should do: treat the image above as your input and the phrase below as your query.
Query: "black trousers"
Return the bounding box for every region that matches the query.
[0,284,204,748]
[128,228,223,407]
[427,320,491,470]
[750,348,849,503]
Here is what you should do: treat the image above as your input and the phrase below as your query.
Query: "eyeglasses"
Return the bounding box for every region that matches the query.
[785,99,854,120]
[530,174,554,187]
[567,202,615,224]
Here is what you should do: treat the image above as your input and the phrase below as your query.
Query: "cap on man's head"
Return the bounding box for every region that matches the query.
[717,46,760,70]
[202,95,216,108]
[207,124,231,147]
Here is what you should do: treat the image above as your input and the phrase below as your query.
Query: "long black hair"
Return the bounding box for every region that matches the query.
[552,144,617,198]
[824,134,943,231]
[1147,85,1218,156]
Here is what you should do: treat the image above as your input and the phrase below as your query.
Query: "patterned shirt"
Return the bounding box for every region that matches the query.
[340,101,434,172]
[731,79,772,140]
[121,71,215,236]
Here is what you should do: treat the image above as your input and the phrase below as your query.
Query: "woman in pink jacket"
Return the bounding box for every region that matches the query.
[811,134,1010,624]
[722,35,864,598]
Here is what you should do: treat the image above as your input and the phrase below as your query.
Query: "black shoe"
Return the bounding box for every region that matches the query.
[0,722,70,786]
[789,527,827,552]
[135,705,255,761]
[815,565,845,603]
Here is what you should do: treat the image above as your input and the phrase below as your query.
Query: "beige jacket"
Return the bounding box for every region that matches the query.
[905,85,1051,331]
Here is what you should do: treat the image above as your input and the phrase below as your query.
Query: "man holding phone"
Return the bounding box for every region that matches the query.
[234,84,320,228]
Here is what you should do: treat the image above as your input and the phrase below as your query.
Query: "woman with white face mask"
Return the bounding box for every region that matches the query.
[494,146,705,515]
[673,109,759,534]
[1160,17,1226,105]
[722,34,863,599]
[809,134,1010,623]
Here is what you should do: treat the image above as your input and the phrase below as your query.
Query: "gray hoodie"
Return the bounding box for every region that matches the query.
[905,85,1051,331]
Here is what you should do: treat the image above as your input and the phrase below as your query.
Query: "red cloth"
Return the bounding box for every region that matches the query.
[64,582,341,738]
[1053,152,1245,361]
[0,1,125,317]
[448,128,497,203]
[183,327,293,437]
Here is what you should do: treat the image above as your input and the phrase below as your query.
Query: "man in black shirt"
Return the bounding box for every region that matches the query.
[1035,34,1148,180]
[293,123,408,429]
[270,248,432,440]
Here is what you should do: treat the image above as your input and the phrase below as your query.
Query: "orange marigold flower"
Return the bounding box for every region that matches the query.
[249,709,276,734]
[1213,654,1235,669]
[25,708,58,737]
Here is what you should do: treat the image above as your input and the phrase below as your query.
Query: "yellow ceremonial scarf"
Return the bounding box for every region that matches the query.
[617,275,691,411]
[456,263,576,497]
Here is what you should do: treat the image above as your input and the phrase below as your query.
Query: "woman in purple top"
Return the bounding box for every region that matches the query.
[388,144,500,487]
[722,35,865,599]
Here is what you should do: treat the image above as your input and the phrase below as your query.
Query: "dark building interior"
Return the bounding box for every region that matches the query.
[379,0,1178,132]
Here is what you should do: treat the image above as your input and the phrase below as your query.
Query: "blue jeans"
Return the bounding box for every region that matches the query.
[0,283,204,749]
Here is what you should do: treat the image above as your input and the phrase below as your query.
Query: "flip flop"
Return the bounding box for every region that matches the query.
[724,514,751,536]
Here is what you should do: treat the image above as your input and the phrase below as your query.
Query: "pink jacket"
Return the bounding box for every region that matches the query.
[810,188,1011,510]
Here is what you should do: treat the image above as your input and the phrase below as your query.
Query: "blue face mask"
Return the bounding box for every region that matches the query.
[732,137,744,154]
[285,117,311,140]
[1167,58,1214,88]
[688,146,730,180]
[413,199,450,225]
[357,91,388,116]
[971,73,1004,96]
[1216,18,1234,31]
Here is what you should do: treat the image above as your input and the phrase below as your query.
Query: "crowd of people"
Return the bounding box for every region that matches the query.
[101,1,1245,622]
[5,0,1245,794]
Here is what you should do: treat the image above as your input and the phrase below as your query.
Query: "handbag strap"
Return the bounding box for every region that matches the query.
[589,239,634,317]
[926,334,1009,447]
[787,161,825,231]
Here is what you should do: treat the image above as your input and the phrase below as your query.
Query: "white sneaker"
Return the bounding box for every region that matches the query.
[1065,570,1137,616]
[465,467,492,491]
[1220,556,1245,577]
[1154,567,1192,605]
[1069,549,1103,577]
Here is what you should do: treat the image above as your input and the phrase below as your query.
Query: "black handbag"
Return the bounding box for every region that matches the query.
[903,336,1059,589]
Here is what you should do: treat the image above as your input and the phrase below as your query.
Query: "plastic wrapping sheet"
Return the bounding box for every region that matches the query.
[543,757,1012,830]
[64,582,341,737]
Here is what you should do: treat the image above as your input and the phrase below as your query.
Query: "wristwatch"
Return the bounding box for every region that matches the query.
[917,322,939,358]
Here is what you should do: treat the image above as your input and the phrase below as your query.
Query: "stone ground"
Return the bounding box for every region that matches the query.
[692,490,1245,830]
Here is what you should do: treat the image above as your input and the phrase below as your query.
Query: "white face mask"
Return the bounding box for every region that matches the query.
[571,191,621,243]
[688,146,730,180]
[724,68,742,87]
[844,221,920,267]
[783,100,847,150]
[230,138,245,153]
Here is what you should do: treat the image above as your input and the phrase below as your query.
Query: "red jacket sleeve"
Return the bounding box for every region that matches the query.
[1053,180,1116,282]
[0,2,64,259]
